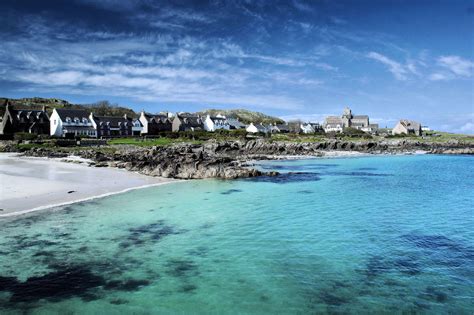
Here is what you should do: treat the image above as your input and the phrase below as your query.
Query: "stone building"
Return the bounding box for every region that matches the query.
[392,120,422,136]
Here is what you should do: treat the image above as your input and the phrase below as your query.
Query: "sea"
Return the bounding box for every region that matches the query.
[0,154,473,314]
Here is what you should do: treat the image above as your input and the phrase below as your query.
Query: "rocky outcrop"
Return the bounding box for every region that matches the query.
[23,145,266,179]
[200,139,474,156]
[15,138,474,180]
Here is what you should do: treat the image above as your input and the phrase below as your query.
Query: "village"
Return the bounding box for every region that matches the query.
[0,101,426,140]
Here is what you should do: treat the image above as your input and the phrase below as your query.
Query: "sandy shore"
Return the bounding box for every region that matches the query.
[0,153,178,217]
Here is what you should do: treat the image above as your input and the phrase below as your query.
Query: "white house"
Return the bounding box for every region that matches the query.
[50,108,97,138]
[203,114,230,132]
[246,123,268,133]
[323,116,344,133]
[300,123,315,134]
[132,118,143,136]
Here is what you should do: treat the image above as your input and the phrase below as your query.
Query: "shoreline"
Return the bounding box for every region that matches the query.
[0,144,469,217]
[0,181,179,218]
[0,153,180,218]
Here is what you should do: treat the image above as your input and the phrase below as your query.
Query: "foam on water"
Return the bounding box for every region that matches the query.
[0,154,473,314]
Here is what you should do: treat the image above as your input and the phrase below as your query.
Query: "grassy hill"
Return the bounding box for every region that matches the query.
[1,98,285,124]
[198,108,285,124]
[0,98,136,117]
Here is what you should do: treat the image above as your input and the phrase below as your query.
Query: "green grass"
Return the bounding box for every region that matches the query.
[108,137,203,147]
[422,131,474,142]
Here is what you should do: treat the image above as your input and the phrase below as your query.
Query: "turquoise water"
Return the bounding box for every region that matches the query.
[0,154,473,314]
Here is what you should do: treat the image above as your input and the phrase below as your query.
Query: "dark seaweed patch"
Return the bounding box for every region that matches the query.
[421,286,448,303]
[187,246,209,257]
[0,276,17,291]
[166,259,199,278]
[357,167,378,171]
[297,190,314,194]
[401,233,471,254]
[318,291,350,306]
[322,171,392,177]
[119,221,184,248]
[401,233,474,268]
[360,255,422,279]
[220,189,243,195]
[32,251,54,258]
[200,222,214,229]
[393,258,421,275]
[104,279,150,291]
[363,256,392,278]
[13,239,59,251]
[110,298,129,305]
[243,172,321,184]
[0,265,105,304]
[179,284,197,293]
[258,164,338,171]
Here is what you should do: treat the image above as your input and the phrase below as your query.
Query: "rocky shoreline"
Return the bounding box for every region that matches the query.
[5,139,474,179]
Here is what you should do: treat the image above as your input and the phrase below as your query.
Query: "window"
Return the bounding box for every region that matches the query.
[66,117,71,123]
[82,118,88,124]
[74,118,80,124]
[54,120,57,125]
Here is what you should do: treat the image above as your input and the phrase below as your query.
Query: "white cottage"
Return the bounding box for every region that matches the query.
[246,123,268,134]
[203,114,230,132]
[50,108,97,138]
[323,116,344,133]
[300,123,315,134]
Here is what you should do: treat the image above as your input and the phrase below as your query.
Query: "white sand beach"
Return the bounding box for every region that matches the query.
[0,153,177,217]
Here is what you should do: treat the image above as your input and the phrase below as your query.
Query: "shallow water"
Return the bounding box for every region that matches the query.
[0,155,473,314]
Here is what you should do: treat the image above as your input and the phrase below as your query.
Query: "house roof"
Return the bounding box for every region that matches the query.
[56,109,90,121]
[399,119,421,130]
[209,116,228,123]
[143,113,169,123]
[177,114,203,128]
[93,116,132,128]
[14,109,49,120]
[276,124,289,131]
[227,118,245,128]
[324,116,343,124]
[352,115,369,119]
[254,124,267,132]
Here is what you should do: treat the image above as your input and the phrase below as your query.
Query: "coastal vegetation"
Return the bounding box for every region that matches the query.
[0,98,135,117]
[197,108,285,125]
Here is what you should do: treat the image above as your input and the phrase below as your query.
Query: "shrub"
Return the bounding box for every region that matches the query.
[13,132,38,141]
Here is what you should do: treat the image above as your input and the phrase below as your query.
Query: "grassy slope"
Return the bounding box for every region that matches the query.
[198,108,285,124]
[108,137,203,146]
[0,97,136,117]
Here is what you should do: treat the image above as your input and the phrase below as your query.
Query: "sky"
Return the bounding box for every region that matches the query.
[0,0,473,132]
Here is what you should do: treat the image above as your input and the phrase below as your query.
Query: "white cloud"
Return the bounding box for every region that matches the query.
[429,73,450,81]
[366,52,409,80]
[438,55,473,77]
[459,122,474,133]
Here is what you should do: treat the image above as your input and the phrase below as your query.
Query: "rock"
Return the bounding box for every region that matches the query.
[13,138,473,180]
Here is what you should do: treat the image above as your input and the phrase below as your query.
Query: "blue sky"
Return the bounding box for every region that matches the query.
[0,0,473,132]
